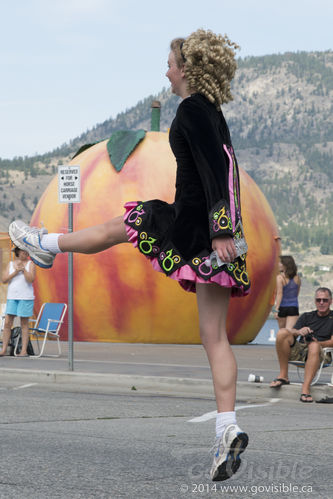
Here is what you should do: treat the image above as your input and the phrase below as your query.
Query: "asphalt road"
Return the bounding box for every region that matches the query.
[0,379,332,499]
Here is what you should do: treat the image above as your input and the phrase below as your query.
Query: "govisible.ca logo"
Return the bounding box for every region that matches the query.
[187,458,314,482]
[236,459,314,481]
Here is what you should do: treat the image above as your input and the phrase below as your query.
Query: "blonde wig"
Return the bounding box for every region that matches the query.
[171,29,239,107]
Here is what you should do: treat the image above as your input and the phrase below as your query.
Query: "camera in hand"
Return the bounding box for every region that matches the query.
[305,332,315,342]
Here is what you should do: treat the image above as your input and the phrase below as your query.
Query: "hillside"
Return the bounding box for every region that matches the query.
[0,50,332,308]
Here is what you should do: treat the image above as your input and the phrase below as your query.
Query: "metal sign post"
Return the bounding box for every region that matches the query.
[58,165,80,371]
[67,203,74,371]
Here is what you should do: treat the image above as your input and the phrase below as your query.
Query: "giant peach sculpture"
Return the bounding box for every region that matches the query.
[30,131,280,344]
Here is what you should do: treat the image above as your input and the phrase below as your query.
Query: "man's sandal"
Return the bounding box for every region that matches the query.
[316,397,333,404]
[300,394,313,403]
[270,378,290,388]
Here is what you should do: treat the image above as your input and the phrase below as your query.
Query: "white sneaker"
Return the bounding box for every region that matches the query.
[9,220,55,269]
[210,424,248,481]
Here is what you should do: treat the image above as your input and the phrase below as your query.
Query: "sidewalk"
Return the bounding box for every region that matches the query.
[0,341,332,401]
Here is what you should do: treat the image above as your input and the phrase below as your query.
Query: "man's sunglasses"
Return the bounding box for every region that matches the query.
[316,298,329,303]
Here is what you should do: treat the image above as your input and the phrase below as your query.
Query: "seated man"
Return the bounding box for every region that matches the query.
[270,287,333,402]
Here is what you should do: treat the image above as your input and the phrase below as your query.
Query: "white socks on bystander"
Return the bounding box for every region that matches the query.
[41,234,63,254]
[215,411,237,438]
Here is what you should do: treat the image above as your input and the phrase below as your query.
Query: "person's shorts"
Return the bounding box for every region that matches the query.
[5,299,34,318]
[289,339,329,364]
[278,306,299,318]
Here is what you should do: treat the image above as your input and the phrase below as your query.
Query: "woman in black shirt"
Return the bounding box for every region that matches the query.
[9,29,250,481]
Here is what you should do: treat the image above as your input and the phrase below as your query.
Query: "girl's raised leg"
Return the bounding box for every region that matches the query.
[9,217,129,268]
[58,216,128,253]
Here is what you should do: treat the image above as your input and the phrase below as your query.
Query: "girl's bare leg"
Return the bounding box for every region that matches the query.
[277,316,286,329]
[58,216,129,253]
[198,283,249,482]
[196,283,236,412]
[0,315,14,355]
[17,317,30,356]
[285,315,299,329]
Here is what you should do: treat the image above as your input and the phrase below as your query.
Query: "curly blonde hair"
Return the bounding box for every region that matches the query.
[170,29,239,107]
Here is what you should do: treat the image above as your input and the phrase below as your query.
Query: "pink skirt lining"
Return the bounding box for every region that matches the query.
[124,202,247,296]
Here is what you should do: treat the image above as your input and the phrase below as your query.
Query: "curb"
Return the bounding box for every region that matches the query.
[0,368,214,396]
[1,367,332,401]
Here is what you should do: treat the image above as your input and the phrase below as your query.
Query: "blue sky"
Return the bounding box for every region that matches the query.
[1,0,332,159]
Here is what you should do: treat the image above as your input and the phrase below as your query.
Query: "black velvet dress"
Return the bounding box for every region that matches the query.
[124,93,250,295]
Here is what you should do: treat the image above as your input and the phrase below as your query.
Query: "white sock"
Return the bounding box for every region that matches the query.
[41,233,64,254]
[216,411,237,438]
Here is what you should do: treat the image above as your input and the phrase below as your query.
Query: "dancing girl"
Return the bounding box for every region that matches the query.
[9,29,250,481]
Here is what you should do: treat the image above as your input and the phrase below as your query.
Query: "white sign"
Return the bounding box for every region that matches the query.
[58,165,81,203]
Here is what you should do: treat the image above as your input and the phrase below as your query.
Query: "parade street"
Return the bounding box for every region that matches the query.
[0,342,332,498]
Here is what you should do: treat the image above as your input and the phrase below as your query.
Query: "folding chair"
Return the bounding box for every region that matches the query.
[289,347,333,385]
[14,303,67,358]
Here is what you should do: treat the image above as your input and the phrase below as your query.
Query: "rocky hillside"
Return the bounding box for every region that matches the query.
[0,50,332,308]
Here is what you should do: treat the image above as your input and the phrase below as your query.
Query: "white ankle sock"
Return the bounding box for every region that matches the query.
[216,411,237,437]
[41,233,63,253]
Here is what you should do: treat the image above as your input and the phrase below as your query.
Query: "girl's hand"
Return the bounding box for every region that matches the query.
[212,235,236,263]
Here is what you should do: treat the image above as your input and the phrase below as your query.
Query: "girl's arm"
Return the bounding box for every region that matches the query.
[274,274,284,312]
[178,99,240,262]
[23,261,36,283]
[2,262,20,284]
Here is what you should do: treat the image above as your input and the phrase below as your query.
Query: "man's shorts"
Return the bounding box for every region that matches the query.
[5,299,34,318]
[289,339,330,364]
[278,306,299,318]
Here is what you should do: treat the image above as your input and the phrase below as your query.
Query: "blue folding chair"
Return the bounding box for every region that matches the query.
[15,303,67,358]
